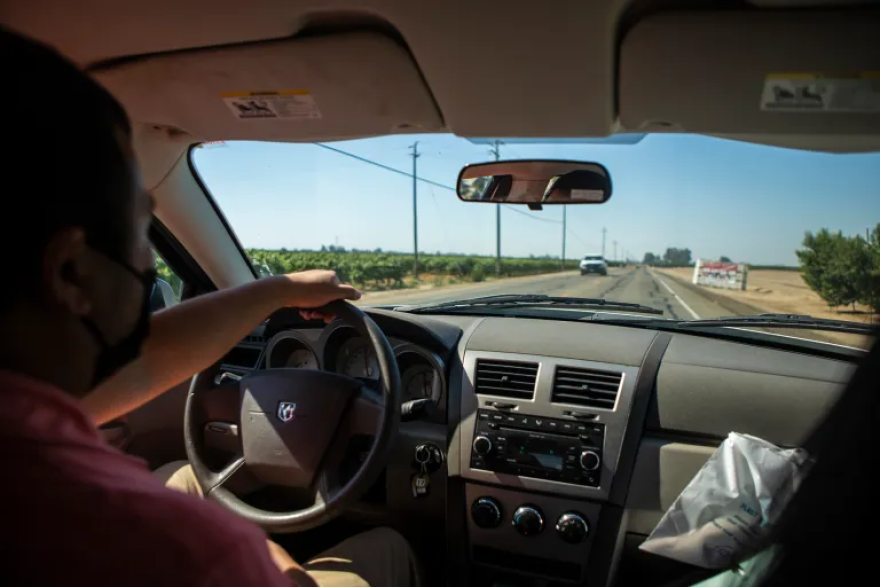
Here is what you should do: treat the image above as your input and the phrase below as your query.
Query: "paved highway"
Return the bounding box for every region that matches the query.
[359,266,735,321]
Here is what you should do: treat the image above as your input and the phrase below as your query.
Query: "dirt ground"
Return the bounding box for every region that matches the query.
[657,268,876,347]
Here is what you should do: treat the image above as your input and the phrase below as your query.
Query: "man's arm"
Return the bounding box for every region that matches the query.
[84,271,359,426]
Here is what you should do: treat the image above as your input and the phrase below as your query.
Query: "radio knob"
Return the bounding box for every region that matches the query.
[473,435,493,455]
[471,497,503,529]
[512,505,544,536]
[556,512,590,544]
[579,450,601,471]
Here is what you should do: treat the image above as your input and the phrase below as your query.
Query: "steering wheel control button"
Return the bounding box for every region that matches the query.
[473,435,493,456]
[204,422,239,436]
[579,450,601,471]
[512,505,545,536]
[471,497,503,529]
[556,512,590,544]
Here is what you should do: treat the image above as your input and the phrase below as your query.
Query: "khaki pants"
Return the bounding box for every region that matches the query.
[154,461,419,587]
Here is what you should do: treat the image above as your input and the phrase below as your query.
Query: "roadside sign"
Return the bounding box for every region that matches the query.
[693,260,748,290]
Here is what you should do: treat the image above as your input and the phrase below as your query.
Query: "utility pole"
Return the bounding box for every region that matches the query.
[489,140,503,276]
[410,141,420,279]
[613,240,618,264]
[602,227,607,258]
[561,205,567,270]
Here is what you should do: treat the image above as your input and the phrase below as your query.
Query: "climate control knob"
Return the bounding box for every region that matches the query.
[473,435,493,455]
[512,505,544,536]
[556,512,590,544]
[579,450,601,471]
[471,497,502,529]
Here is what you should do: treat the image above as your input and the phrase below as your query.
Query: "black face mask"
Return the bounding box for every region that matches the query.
[80,253,157,388]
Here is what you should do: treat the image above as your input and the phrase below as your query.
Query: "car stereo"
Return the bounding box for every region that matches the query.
[469,409,605,487]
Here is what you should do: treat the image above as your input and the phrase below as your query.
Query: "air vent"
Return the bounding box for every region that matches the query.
[243,335,267,345]
[474,359,538,400]
[551,366,622,410]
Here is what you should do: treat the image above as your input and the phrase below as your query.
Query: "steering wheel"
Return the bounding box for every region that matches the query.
[183,301,401,533]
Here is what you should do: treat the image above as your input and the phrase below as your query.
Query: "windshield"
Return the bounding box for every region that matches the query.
[191,134,879,349]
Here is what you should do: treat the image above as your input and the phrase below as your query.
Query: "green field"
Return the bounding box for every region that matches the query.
[247,249,580,289]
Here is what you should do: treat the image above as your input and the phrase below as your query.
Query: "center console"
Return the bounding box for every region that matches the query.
[459,350,642,584]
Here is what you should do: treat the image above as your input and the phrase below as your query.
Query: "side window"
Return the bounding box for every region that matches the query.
[153,251,184,311]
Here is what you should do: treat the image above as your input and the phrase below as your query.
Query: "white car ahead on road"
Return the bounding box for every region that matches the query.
[580,255,608,276]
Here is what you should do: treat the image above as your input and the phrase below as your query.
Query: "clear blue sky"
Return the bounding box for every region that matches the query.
[192,134,880,266]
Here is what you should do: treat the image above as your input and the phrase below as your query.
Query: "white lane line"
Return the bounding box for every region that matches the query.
[652,273,701,319]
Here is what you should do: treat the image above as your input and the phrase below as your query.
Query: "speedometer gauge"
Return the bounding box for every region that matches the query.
[337,338,380,379]
[266,332,319,370]
[401,364,441,402]
[284,349,318,370]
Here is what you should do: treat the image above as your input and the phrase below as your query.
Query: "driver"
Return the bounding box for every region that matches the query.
[0,27,419,587]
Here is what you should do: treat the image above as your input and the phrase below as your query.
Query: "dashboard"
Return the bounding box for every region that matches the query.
[214,307,859,586]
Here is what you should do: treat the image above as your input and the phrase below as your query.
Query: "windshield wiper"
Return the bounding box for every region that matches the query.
[676,314,875,334]
[398,294,664,315]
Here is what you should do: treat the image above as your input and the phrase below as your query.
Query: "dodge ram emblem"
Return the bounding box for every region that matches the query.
[277,401,297,423]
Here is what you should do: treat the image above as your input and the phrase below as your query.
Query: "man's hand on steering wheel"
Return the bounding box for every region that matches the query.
[269,269,362,323]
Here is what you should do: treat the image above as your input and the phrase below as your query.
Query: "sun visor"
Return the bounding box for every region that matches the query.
[619,11,880,142]
[93,33,444,142]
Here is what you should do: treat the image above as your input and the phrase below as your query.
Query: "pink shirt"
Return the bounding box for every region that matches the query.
[0,371,294,586]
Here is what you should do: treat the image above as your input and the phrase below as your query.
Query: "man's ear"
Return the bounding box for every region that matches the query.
[42,227,93,317]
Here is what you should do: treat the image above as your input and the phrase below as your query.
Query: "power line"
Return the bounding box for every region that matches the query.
[314,141,561,226]
[504,207,561,224]
[566,228,592,250]
[314,142,454,192]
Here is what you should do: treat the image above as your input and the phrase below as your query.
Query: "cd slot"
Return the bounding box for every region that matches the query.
[497,426,575,440]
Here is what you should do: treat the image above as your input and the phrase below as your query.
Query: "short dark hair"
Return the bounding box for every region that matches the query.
[0,27,134,306]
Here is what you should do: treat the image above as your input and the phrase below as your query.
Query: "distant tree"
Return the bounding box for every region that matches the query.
[663,248,693,267]
[720,256,732,263]
[643,252,658,265]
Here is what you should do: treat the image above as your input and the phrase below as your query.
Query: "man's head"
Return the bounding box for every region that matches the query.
[0,27,155,396]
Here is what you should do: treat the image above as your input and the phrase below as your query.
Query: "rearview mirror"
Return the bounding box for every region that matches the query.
[457,160,611,210]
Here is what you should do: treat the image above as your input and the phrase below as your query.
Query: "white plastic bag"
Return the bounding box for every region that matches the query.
[639,432,808,569]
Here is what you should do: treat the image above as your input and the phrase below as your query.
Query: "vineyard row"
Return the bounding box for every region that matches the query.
[247,250,580,287]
